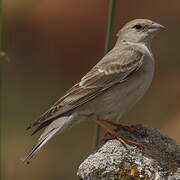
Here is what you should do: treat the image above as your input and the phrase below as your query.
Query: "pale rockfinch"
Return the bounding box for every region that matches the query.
[23,19,166,163]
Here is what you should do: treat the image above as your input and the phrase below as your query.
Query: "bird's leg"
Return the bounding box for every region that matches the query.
[95,120,140,148]
[100,120,144,136]
[95,119,127,147]
[99,130,115,144]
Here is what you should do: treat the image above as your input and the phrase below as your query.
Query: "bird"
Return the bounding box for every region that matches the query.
[22,19,166,164]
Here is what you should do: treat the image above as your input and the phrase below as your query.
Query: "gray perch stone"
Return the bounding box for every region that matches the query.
[77,124,180,180]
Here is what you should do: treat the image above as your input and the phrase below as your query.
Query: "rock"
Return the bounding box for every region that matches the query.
[77,125,180,180]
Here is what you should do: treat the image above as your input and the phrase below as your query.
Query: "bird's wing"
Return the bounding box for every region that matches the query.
[27,46,144,133]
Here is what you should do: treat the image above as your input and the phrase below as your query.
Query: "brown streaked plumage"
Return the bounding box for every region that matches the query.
[22,19,166,163]
[28,46,144,133]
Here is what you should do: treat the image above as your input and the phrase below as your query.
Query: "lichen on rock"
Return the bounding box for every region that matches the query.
[77,125,180,180]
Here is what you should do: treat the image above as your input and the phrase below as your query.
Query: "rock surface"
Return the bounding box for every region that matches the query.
[77,125,180,180]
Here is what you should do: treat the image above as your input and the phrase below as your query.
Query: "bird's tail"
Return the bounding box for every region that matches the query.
[22,116,69,164]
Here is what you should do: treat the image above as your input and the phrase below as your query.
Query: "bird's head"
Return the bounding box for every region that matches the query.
[117,19,166,45]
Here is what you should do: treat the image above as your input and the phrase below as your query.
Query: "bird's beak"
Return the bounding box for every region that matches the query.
[148,23,166,33]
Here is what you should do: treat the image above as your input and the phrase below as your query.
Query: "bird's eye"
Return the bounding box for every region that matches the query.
[133,24,142,30]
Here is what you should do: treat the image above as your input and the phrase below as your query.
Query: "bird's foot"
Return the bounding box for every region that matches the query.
[100,120,145,137]
[96,119,142,148]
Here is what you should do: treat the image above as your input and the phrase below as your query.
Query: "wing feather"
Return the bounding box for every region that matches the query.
[27,46,144,132]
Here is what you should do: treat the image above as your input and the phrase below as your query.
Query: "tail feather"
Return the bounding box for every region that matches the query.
[22,117,68,164]
[21,132,54,164]
[31,120,53,136]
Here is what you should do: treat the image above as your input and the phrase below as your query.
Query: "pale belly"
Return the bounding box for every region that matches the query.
[76,56,154,122]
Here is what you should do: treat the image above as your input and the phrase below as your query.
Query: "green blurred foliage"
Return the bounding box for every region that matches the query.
[2,0,180,179]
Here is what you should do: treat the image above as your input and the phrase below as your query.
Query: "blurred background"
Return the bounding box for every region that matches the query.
[2,0,180,179]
